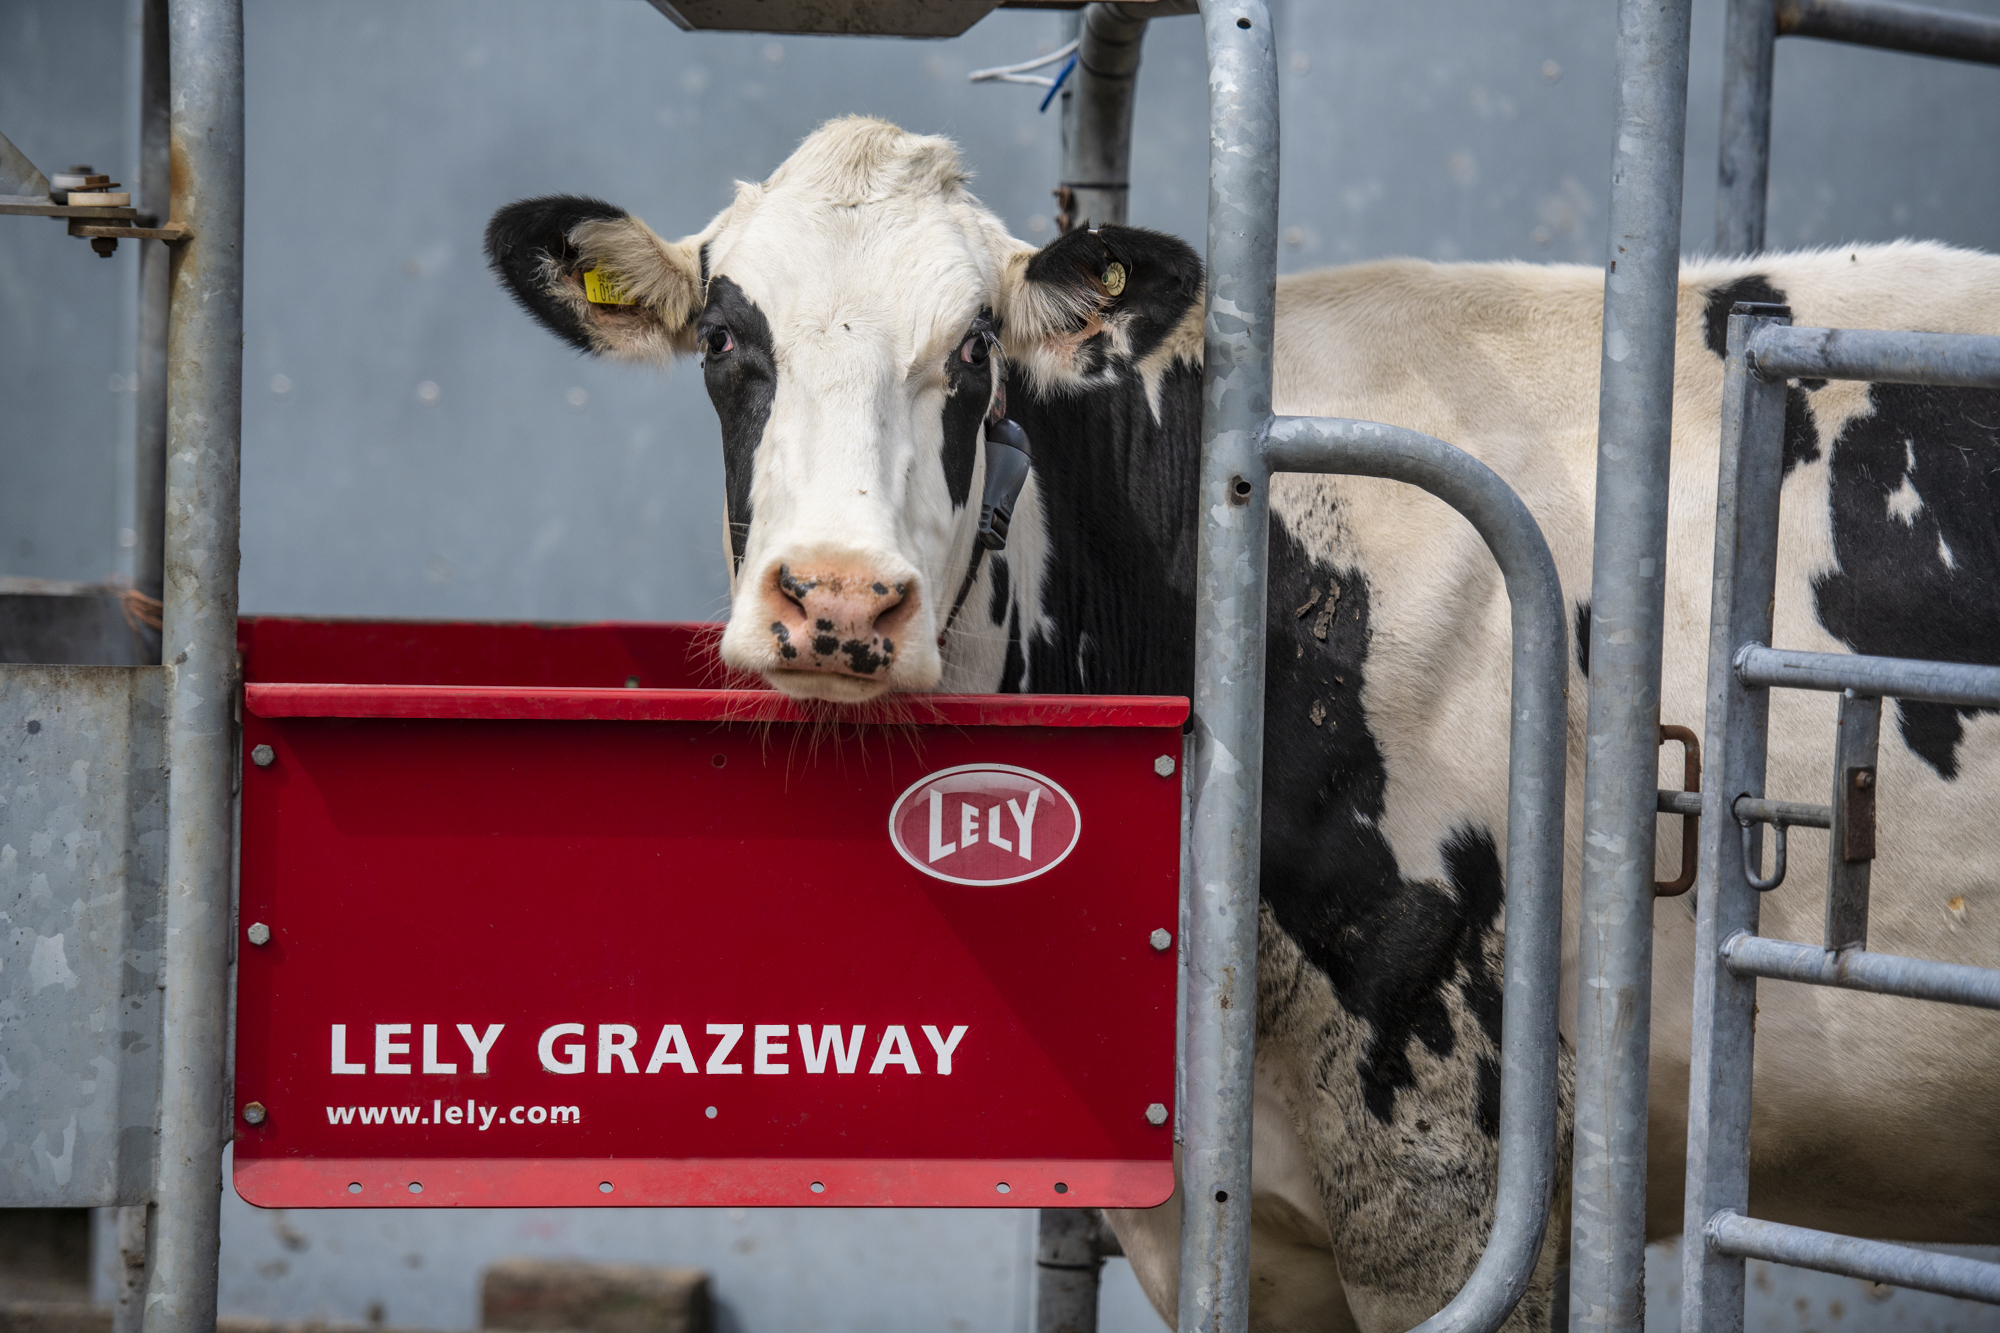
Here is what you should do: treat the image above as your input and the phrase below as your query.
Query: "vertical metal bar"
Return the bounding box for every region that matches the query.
[1036,1208,1110,1333]
[144,2,244,1331]
[134,0,171,611]
[1179,3,1277,1331]
[1569,2,1694,1330]
[1680,307,1793,1333]
[1716,0,1776,255]
[1821,692,1880,950]
[1061,5,1149,229]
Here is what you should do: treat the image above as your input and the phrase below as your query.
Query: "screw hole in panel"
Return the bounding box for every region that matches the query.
[1236,15,1252,27]
[599,1182,613,1194]
[1053,1182,1068,1195]
[408,1182,423,1194]
[1215,1190,1228,1202]
[705,1106,717,1118]
[809,1181,825,1194]
[711,754,726,768]
[347,1183,362,1195]
[995,1182,1010,1194]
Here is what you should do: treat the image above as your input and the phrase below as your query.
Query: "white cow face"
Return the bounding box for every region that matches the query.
[488,118,1120,703]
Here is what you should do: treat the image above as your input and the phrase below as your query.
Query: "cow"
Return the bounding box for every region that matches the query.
[485,116,2000,1332]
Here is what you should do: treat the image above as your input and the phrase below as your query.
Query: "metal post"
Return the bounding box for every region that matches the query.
[1679,305,1792,1333]
[144,2,244,1331]
[1179,3,1277,1330]
[1061,5,1149,229]
[1716,0,1776,255]
[1036,1208,1118,1333]
[135,0,171,610]
[1570,1,1693,1329]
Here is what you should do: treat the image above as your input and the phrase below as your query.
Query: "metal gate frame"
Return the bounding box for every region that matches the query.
[1676,313,2000,1331]
[1177,6,1573,1331]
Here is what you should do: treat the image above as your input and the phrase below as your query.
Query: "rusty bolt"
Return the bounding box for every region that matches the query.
[251,744,275,767]
[242,1102,266,1125]
[1856,771,1875,789]
[1150,928,1172,951]
[1154,755,1175,777]
[1145,1103,1168,1126]
[247,922,271,946]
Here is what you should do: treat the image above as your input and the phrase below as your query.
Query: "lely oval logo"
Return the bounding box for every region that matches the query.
[888,764,1081,886]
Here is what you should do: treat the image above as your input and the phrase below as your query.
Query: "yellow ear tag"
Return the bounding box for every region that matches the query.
[582,267,636,306]
[1102,262,1127,297]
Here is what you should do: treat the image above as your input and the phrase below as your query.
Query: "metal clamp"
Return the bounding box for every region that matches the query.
[1656,724,1701,895]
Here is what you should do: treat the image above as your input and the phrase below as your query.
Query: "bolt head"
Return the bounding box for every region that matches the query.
[1153,755,1176,777]
[242,1101,266,1125]
[251,744,275,767]
[1145,1103,1168,1126]
[1856,771,1875,789]
[247,922,271,947]
[1150,928,1172,952]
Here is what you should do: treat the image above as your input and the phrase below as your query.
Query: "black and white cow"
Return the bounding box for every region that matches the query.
[486,117,2000,1332]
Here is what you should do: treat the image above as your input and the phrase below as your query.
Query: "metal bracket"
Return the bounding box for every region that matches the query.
[1656,724,1702,895]
[1824,690,1881,949]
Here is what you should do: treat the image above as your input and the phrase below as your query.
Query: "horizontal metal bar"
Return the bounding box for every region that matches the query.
[1746,323,2000,387]
[1736,644,2000,707]
[1777,0,2000,65]
[1707,1211,2000,1302]
[1658,790,1704,817]
[1721,932,2000,1008]
[1731,795,1830,828]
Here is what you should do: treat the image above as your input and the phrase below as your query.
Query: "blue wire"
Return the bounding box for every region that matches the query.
[1038,54,1078,114]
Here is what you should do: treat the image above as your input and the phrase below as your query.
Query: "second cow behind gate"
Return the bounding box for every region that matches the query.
[485,117,2000,1333]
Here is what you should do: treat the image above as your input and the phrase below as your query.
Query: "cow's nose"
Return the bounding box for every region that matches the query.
[760,562,918,678]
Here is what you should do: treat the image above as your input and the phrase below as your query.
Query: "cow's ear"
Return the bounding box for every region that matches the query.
[999,224,1205,374]
[485,195,704,364]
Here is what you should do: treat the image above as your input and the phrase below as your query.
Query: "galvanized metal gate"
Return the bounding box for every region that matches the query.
[1673,2,2000,1327]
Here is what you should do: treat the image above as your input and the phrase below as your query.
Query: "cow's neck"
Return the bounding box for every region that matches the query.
[951,356,1205,698]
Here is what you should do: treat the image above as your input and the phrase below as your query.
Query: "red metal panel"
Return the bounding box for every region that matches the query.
[244,683,1187,730]
[234,620,1186,1210]
[238,617,753,690]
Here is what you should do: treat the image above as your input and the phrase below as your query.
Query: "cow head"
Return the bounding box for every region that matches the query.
[487,117,1201,702]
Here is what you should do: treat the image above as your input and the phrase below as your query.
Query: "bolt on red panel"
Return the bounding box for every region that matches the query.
[233,620,1185,1209]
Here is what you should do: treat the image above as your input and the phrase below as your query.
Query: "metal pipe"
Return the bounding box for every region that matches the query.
[1264,417,1568,1333]
[1729,795,1830,828]
[1036,1209,1116,1333]
[1776,0,2000,64]
[144,2,244,1331]
[1179,4,1278,1329]
[1061,5,1149,229]
[1716,0,1776,254]
[1746,323,2000,386]
[1707,1213,2000,1302]
[1680,307,1795,1333]
[1721,933,2000,1008]
[1570,2,1694,1329]
[134,0,170,611]
[1735,644,2000,707]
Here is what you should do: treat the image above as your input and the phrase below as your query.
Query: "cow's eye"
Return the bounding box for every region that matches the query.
[959,334,990,366]
[703,327,734,357]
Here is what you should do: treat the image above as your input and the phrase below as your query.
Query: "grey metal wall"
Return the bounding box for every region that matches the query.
[10,0,2000,1329]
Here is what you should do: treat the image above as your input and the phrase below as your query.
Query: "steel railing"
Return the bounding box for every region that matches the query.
[1679,307,2000,1332]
